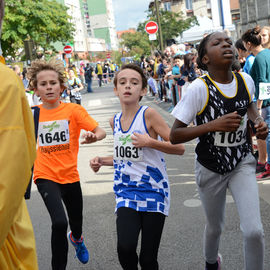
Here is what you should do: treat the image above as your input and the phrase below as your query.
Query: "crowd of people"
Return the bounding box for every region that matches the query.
[1,0,270,266]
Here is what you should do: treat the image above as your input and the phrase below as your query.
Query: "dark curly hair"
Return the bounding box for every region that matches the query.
[196,33,214,71]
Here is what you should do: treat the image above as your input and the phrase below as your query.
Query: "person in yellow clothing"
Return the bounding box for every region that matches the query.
[95,61,103,87]
[0,1,38,269]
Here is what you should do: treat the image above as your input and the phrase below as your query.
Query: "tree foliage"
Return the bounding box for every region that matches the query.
[120,9,197,57]
[1,0,75,58]
[120,31,151,56]
[137,9,198,49]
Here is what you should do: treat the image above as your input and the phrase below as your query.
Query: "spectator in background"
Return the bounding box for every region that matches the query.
[85,63,93,93]
[170,44,179,57]
[12,64,21,76]
[95,62,103,87]
[177,43,186,55]
[235,38,255,74]
[242,26,270,178]
[79,63,86,87]
[260,26,270,49]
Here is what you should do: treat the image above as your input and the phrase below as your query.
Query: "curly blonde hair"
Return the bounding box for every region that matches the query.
[27,58,67,91]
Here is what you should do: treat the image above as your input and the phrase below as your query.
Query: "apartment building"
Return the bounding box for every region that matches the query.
[79,0,118,50]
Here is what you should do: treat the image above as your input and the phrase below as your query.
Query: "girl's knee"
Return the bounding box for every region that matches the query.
[243,226,264,242]
[206,224,223,238]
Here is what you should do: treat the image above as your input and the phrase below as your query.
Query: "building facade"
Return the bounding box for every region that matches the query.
[149,0,235,42]
[239,0,270,34]
[55,0,113,56]
[79,0,118,50]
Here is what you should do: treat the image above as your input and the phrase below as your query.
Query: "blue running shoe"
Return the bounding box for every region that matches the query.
[68,231,89,264]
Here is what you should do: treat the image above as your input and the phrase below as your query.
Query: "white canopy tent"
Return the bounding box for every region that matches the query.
[176,16,235,44]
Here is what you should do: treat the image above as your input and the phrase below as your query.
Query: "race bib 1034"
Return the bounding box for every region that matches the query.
[38,120,70,147]
[114,133,143,161]
[214,114,247,147]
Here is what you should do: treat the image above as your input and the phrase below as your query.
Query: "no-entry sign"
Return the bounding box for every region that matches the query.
[63,45,72,54]
[145,21,158,35]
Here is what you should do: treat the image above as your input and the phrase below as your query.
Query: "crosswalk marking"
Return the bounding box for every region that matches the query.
[87,99,102,107]
[87,98,119,108]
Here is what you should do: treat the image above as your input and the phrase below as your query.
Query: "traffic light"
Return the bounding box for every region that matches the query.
[24,40,36,62]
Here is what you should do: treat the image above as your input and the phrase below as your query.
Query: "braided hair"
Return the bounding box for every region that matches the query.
[196,33,214,71]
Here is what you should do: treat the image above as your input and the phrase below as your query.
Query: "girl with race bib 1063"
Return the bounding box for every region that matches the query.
[89,63,185,270]
[170,31,268,270]
[27,58,106,270]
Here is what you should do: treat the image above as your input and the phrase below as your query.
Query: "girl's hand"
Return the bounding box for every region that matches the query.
[255,119,268,140]
[81,131,97,144]
[90,156,102,172]
[209,112,242,132]
[131,132,151,148]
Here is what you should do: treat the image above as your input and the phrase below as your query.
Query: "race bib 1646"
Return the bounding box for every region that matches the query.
[38,120,70,147]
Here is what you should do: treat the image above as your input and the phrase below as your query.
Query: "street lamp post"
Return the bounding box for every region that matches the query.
[154,0,164,52]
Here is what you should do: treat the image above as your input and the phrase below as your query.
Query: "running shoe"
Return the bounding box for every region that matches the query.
[67,231,89,264]
[205,253,222,270]
[256,162,266,174]
[257,163,270,179]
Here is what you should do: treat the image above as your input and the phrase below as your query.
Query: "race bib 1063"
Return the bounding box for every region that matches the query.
[114,133,143,161]
[38,120,70,147]
[214,114,247,147]
[259,82,270,100]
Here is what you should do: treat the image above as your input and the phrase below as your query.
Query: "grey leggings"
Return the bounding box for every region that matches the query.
[195,153,264,270]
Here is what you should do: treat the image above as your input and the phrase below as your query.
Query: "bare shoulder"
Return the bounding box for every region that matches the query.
[145,107,163,121]
[144,106,160,119]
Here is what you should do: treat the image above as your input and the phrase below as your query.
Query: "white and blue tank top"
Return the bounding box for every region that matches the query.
[113,106,170,216]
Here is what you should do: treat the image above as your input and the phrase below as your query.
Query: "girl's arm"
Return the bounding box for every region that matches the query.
[170,112,243,144]
[132,107,185,155]
[132,132,185,155]
[247,102,268,140]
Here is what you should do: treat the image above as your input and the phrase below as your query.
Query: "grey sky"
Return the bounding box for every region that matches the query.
[112,0,151,31]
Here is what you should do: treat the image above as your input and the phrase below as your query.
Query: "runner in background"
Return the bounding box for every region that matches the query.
[27,58,106,270]
[67,69,84,105]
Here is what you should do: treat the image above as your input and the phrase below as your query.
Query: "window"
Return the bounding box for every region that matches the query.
[163,2,171,11]
[185,0,192,10]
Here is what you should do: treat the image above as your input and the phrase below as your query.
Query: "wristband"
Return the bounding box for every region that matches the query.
[254,116,264,125]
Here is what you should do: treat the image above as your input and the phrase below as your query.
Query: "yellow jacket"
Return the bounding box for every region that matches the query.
[0,63,38,269]
[97,64,103,75]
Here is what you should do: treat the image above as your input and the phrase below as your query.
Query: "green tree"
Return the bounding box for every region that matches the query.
[1,0,75,58]
[120,31,151,56]
[137,9,198,49]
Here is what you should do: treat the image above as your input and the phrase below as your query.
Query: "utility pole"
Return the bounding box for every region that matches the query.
[154,0,164,52]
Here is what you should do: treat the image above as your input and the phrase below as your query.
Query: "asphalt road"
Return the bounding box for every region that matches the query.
[27,81,270,270]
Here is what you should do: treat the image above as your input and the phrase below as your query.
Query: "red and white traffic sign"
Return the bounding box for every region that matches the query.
[63,45,72,54]
[145,21,158,35]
